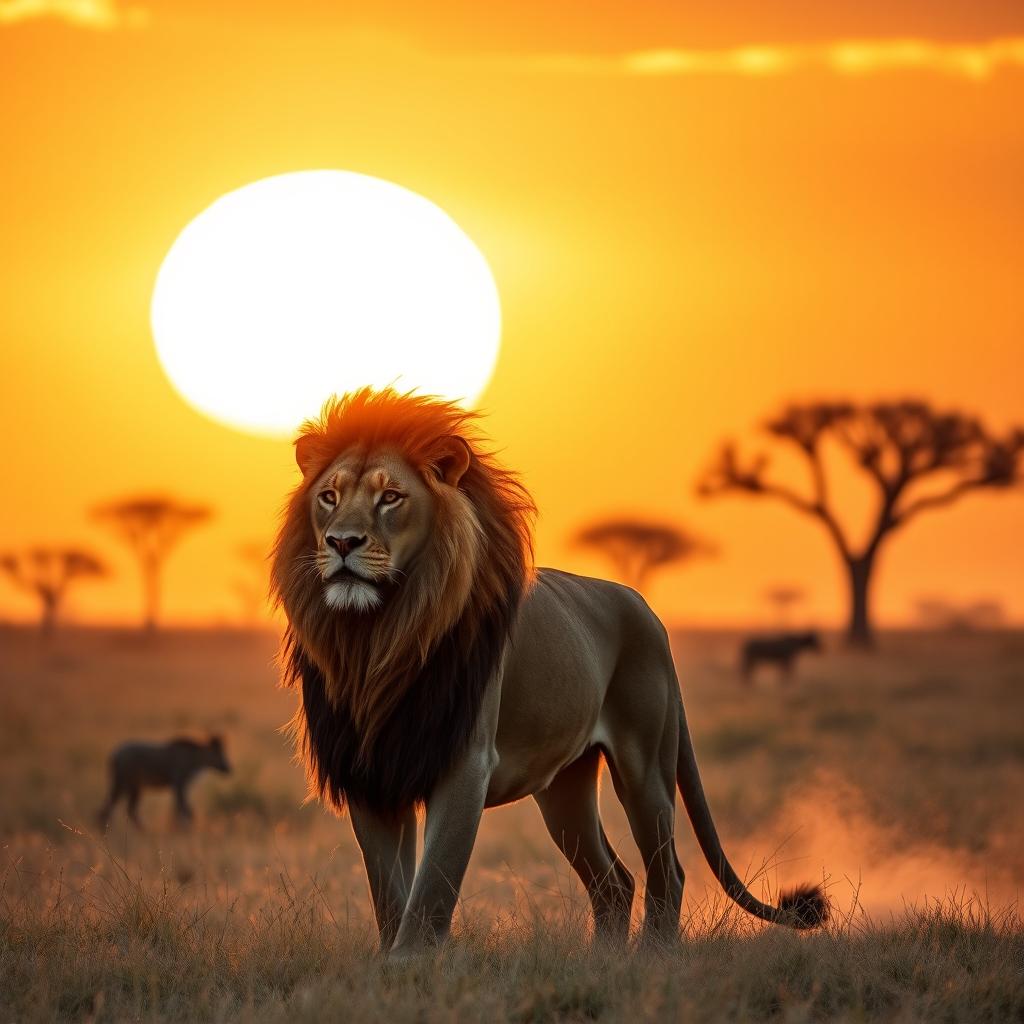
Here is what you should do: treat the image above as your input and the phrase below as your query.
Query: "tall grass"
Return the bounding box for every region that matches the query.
[2,627,1022,1020]
[2,837,1022,1023]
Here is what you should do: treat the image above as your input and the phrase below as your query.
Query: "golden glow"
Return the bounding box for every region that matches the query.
[2,10,1022,628]
[150,171,502,438]
[513,37,1024,79]
[0,0,143,28]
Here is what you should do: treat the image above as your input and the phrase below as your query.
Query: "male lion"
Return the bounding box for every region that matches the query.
[271,389,826,958]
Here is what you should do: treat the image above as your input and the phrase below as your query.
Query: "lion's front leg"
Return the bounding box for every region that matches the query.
[350,802,417,951]
[387,750,492,960]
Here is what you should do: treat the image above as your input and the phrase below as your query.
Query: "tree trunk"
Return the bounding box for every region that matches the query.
[142,554,160,633]
[845,555,876,648]
[40,594,58,639]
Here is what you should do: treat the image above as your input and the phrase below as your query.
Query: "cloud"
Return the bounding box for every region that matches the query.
[490,37,1024,81]
[0,0,145,29]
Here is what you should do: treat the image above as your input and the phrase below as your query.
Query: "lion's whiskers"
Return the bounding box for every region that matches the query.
[289,552,329,586]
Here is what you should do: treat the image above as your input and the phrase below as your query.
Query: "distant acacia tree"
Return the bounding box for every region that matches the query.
[232,541,269,625]
[914,596,1006,632]
[572,518,715,592]
[93,496,211,632]
[0,547,106,636]
[698,400,1024,647]
[763,584,807,626]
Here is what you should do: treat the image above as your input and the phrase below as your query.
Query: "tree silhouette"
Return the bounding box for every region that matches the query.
[0,547,106,636]
[698,400,1024,647]
[232,541,269,625]
[763,584,807,626]
[573,518,714,592]
[914,596,1006,632]
[93,496,211,632]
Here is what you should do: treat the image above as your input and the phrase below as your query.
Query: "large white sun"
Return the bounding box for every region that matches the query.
[150,171,502,438]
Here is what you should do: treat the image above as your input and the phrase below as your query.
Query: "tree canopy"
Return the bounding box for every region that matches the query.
[698,400,1023,645]
[573,518,715,591]
[93,495,212,630]
[0,546,106,634]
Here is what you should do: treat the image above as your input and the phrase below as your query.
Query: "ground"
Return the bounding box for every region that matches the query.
[1,625,1022,1022]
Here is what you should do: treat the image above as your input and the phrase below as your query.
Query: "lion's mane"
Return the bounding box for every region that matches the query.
[271,389,535,814]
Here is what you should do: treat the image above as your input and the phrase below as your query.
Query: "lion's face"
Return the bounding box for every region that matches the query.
[307,448,437,613]
[273,390,534,769]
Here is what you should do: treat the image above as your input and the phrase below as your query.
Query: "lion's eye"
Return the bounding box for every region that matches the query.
[380,490,402,506]
[318,490,337,507]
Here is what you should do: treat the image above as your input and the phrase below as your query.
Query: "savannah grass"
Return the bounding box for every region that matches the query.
[3,842,1022,1023]
[2,626,1022,1021]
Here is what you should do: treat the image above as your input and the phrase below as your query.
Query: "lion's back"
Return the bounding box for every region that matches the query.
[489,568,675,803]
[504,570,670,708]
[528,567,669,651]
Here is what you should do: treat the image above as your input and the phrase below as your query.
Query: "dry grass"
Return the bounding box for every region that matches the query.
[1,624,1022,1021]
[3,848,1021,1023]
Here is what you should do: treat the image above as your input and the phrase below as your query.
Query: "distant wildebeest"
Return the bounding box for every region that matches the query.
[741,631,821,683]
[97,736,230,829]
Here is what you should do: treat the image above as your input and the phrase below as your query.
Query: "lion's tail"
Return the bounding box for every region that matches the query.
[675,702,828,930]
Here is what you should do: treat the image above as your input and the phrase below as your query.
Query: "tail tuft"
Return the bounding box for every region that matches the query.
[777,884,829,929]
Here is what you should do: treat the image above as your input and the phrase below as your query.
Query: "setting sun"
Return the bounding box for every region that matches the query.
[150,170,502,437]
[3,3,1024,1018]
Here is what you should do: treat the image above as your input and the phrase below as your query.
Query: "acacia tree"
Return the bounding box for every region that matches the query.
[914,596,1006,632]
[573,518,715,592]
[698,401,1024,647]
[0,547,106,636]
[93,496,211,632]
[232,541,269,625]
[763,584,807,626]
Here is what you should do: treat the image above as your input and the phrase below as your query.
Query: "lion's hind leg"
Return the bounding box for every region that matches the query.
[605,740,684,946]
[533,748,634,944]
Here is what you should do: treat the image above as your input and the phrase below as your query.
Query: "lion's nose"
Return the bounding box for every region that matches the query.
[325,533,367,558]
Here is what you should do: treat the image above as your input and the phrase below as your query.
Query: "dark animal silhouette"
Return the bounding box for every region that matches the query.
[97,736,230,829]
[741,631,821,683]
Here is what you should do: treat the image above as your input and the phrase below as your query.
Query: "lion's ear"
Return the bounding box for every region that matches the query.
[436,436,473,487]
[295,435,321,477]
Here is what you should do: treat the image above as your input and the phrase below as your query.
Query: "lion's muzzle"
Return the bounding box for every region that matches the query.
[325,532,367,557]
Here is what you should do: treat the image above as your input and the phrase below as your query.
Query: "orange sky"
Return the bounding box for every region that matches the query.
[1,1,1022,628]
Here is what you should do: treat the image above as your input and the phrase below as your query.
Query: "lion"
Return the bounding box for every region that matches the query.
[271,389,827,958]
